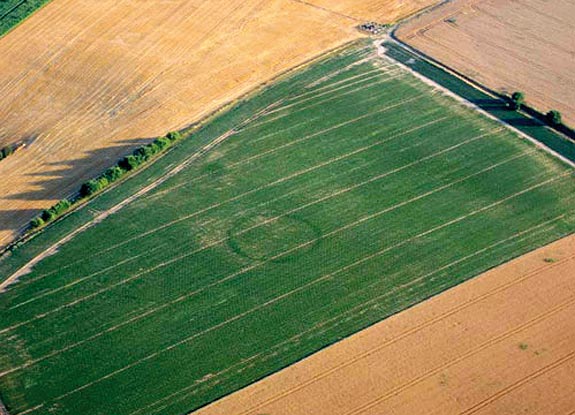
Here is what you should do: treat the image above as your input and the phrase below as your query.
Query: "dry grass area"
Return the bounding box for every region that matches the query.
[396,0,575,127]
[0,0,438,249]
[195,234,575,415]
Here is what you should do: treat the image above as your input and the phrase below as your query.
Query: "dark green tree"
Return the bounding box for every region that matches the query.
[40,209,56,222]
[166,131,182,141]
[80,179,103,197]
[30,217,45,229]
[51,199,71,215]
[119,155,140,171]
[546,110,562,125]
[103,166,125,183]
[154,136,171,150]
[510,91,525,111]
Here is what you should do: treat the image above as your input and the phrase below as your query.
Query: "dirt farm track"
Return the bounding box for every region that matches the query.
[0,0,438,249]
[397,0,575,127]
[196,234,575,415]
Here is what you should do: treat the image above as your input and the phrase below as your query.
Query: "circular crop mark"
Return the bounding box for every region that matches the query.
[227,212,322,262]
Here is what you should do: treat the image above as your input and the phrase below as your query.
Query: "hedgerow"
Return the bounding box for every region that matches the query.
[29,131,184,229]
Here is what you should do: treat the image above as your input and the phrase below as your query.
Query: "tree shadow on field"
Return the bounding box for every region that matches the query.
[0,137,155,241]
[469,98,509,111]
[468,98,542,128]
[0,209,43,231]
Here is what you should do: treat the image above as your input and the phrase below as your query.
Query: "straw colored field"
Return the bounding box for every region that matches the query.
[396,0,575,126]
[196,234,575,415]
[0,0,438,249]
[1,42,574,415]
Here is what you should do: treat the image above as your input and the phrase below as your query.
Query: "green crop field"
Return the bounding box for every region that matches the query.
[0,0,51,37]
[1,42,575,415]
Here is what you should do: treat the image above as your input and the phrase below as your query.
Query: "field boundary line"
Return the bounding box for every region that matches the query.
[260,71,403,117]
[0,37,362,256]
[304,53,377,90]
[234,92,422,156]
[135,219,575,415]
[341,297,575,415]
[297,66,383,98]
[277,67,396,105]
[382,36,575,170]
[151,96,436,197]
[219,216,571,415]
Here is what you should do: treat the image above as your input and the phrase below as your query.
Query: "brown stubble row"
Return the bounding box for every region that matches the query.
[396,0,575,126]
[194,234,575,415]
[0,0,438,249]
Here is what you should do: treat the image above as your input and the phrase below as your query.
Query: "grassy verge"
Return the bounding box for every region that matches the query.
[384,39,575,162]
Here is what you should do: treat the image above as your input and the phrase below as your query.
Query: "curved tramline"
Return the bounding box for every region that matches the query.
[1,42,575,415]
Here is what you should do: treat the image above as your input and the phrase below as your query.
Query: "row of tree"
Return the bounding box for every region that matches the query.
[510,92,563,126]
[29,131,184,230]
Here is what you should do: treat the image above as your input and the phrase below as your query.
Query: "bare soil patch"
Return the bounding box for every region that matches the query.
[0,0,437,248]
[194,234,575,415]
[396,0,575,127]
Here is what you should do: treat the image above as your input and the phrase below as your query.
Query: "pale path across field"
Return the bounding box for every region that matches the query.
[0,0,438,248]
[195,235,575,415]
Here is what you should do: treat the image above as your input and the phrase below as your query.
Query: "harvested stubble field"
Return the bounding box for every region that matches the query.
[396,0,575,126]
[197,234,575,415]
[0,0,437,249]
[1,42,575,415]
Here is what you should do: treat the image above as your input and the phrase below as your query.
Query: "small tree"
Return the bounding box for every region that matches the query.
[510,92,525,111]
[30,217,45,229]
[154,136,171,150]
[546,110,562,126]
[166,131,182,141]
[103,166,124,183]
[51,199,71,216]
[80,179,102,197]
[40,209,56,222]
[119,155,140,171]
